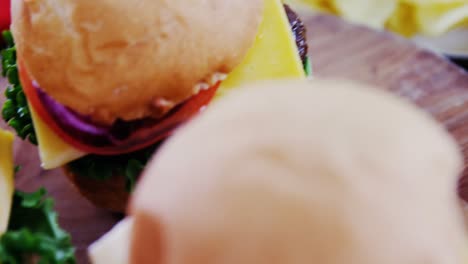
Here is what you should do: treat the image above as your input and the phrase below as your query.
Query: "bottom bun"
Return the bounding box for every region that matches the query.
[63,166,129,213]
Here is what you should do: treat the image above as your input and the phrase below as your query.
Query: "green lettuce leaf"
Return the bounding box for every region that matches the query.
[304,56,312,76]
[1,30,37,145]
[68,143,159,192]
[0,188,76,264]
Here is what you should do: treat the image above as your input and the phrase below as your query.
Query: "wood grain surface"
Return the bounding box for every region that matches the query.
[0,14,467,264]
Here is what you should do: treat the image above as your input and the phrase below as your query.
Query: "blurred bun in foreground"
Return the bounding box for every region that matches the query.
[130,79,466,263]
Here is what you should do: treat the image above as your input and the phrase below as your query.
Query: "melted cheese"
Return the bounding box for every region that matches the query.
[29,0,305,169]
[0,129,14,234]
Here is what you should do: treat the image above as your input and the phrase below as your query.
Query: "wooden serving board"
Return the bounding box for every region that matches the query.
[1,14,467,264]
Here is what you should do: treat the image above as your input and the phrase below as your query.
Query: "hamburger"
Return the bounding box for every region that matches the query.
[90,79,467,264]
[1,0,311,212]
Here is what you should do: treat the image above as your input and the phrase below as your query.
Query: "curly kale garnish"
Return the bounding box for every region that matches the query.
[1,30,37,145]
[0,188,76,264]
[68,143,160,192]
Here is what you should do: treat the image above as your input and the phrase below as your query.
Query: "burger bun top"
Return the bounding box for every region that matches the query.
[11,0,263,124]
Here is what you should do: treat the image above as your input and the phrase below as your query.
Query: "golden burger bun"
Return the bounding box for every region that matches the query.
[11,0,263,124]
[128,79,465,263]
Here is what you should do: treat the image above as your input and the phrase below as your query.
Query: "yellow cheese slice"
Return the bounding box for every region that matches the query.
[29,104,85,170]
[29,0,305,169]
[0,129,14,234]
[218,0,306,95]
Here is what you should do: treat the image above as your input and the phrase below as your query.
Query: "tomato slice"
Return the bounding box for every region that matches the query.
[0,0,10,33]
[19,59,219,155]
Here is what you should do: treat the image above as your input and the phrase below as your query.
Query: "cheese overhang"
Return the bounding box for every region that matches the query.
[218,0,306,95]
[29,0,306,169]
[29,104,85,169]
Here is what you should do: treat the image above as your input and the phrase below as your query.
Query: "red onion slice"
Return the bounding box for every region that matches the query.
[29,80,219,155]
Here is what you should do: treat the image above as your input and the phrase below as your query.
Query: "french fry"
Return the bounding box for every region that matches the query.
[332,0,397,29]
[285,0,468,37]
